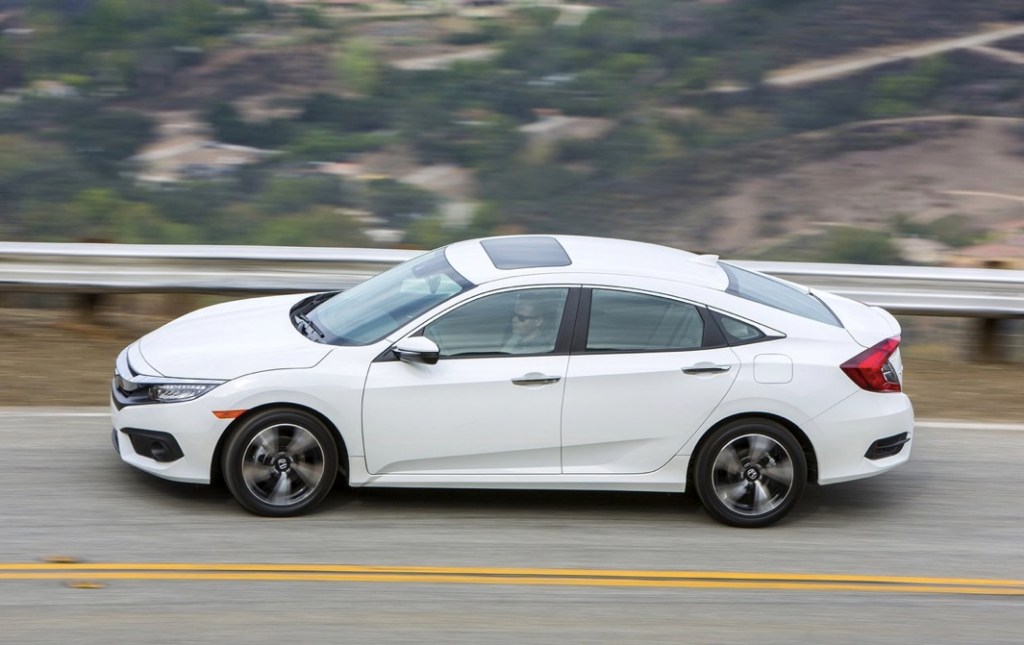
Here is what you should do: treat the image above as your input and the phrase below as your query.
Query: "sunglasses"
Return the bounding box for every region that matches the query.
[513,313,540,322]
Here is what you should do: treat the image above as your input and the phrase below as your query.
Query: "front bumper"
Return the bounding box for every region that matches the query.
[111,394,230,484]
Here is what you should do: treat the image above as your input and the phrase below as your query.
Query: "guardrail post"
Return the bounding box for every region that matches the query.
[976,318,1006,363]
[75,293,103,325]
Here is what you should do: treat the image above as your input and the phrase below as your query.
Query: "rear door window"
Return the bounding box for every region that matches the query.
[585,289,705,352]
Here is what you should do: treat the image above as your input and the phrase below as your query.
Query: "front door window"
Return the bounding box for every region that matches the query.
[424,288,569,357]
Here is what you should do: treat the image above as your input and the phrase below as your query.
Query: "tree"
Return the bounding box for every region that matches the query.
[59,108,156,175]
[333,39,382,96]
[257,175,354,215]
[0,134,94,223]
[0,39,24,90]
[204,102,291,148]
[364,179,438,226]
[253,206,369,247]
[298,93,389,132]
[864,57,949,118]
[822,227,901,265]
[18,188,197,242]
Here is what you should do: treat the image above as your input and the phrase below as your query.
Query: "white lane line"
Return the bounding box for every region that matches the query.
[915,421,1024,432]
[0,408,109,418]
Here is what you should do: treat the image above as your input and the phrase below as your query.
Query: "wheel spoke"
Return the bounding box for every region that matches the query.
[241,461,275,486]
[291,461,323,489]
[715,445,744,476]
[251,432,274,458]
[270,472,293,503]
[718,480,750,505]
[752,480,773,513]
[762,460,793,486]
[747,434,773,464]
[286,429,317,458]
[276,426,293,453]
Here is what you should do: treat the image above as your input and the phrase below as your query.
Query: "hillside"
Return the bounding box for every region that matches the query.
[668,116,1024,256]
[0,0,1023,264]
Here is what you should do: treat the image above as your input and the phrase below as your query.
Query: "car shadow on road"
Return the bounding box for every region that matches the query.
[113,459,911,526]
[789,473,913,525]
[335,485,703,516]
[114,465,239,511]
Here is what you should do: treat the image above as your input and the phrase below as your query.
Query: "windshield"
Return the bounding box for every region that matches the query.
[309,249,473,346]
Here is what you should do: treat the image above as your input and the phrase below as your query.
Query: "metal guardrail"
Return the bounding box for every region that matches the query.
[0,242,421,295]
[1,241,1023,318]
[737,261,1024,318]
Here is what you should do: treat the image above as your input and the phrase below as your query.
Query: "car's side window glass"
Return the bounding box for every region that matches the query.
[424,288,569,358]
[714,312,766,345]
[587,289,704,352]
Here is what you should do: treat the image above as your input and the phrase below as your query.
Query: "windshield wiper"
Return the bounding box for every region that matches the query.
[294,312,326,341]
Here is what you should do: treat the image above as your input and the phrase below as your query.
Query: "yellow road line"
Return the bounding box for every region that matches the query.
[1,563,1023,595]
[1,562,1023,587]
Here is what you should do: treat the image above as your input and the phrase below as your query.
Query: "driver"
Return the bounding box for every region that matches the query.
[502,298,552,354]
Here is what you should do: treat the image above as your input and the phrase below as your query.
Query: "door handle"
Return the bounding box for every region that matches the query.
[512,373,562,386]
[682,365,732,375]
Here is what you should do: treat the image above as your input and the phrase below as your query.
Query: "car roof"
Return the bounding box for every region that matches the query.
[444,235,729,290]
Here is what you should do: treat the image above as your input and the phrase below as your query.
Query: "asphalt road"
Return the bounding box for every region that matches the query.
[1,410,1022,644]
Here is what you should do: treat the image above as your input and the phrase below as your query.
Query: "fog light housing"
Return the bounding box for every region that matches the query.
[122,428,184,462]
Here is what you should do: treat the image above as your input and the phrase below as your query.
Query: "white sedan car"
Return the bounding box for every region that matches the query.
[111,235,913,527]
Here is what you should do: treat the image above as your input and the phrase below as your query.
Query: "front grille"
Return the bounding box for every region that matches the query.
[865,432,910,460]
[115,374,139,396]
[111,370,154,409]
[112,380,152,410]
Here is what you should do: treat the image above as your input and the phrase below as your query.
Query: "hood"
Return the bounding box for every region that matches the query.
[815,291,902,347]
[138,294,332,379]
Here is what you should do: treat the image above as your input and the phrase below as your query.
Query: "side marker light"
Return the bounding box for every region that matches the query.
[213,410,247,419]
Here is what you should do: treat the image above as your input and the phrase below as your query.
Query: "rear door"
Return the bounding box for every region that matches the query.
[560,288,739,474]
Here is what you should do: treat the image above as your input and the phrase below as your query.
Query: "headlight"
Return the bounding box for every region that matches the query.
[113,350,224,405]
[148,382,220,403]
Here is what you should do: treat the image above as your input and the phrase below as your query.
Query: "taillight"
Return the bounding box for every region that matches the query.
[841,337,902,393]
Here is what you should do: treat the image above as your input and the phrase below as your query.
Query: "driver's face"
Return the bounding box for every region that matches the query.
[512,305,542,334]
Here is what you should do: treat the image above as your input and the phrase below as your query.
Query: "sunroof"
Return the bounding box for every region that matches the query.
[480,237,572,270]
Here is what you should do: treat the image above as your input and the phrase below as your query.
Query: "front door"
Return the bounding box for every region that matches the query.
[362,287,573,475]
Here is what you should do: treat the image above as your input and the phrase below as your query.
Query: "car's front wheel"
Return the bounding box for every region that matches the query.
[223,408,339,517]
[694,419,806,528]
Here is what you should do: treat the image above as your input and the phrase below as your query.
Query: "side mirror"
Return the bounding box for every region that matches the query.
[393,336,440,365]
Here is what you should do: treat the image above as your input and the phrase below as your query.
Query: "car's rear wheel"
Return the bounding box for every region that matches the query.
[694,419,806,528]
[223,408,338,517]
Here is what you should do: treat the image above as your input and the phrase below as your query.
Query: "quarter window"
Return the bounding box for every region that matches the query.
[424,288,569,358]
[714,312,766,344]
[586,290,704,352]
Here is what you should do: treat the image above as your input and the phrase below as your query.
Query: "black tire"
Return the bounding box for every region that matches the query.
[694,419,806,528]
[222,408,339,517]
